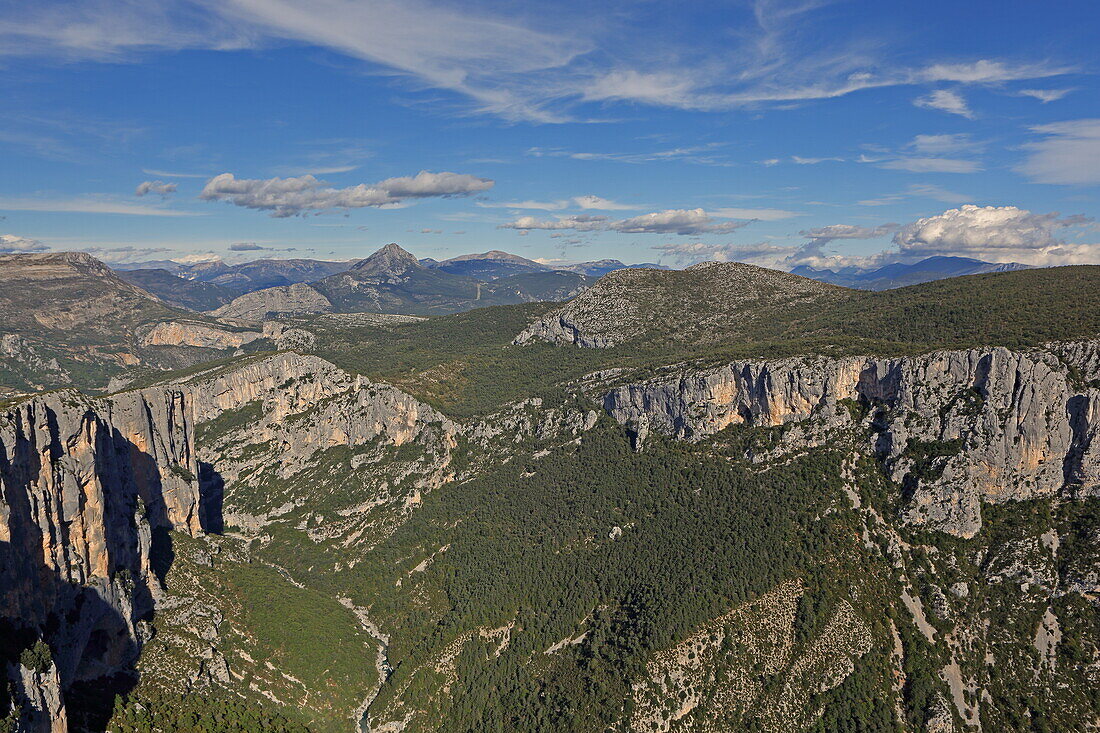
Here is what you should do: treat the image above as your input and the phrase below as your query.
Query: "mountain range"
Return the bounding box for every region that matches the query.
[790,255,1032,290]
[2,250,1100,732]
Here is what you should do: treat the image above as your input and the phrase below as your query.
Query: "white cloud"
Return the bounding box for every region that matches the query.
[611,208,749,235]
[909,134,979,155]
[0,3,1073,124]
[476,194,636,212]
[499,208,756,235]
[791,155,843,165]
[477,200,568,211]
[135,180,177,196]
[499,214,608,231]
[893,204,1093,265]
[653,241,790,266]
[582,70,697,106]
[529,144,730,165]
[201,170,494,217]
[914,60,1068,84]
[80,245,177,263]
[0,234,49,253]
[710,207,800,221]
[572,195,636,210]
[914,89,974,118]
[858,184,972,207]
[1016,119,1100,185]
[799,223,896,244]
[877,157,980,173]
[142,168,209,178]
[0,196,196,216]
[1018,88,1072,103]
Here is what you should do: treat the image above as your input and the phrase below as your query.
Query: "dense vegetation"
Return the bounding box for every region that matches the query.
[303,265,1100,417]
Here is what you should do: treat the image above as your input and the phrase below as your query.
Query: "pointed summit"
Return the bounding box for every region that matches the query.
[351,243,422,276]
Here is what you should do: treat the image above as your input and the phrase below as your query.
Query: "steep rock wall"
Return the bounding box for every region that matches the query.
[0,387,201,729]
[603,342,1100,537]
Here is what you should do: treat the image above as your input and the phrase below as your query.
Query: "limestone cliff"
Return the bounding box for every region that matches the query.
[603,341,1100,537]
[0,387,201,729]
[142,321,264,349]
[211,282,333,320]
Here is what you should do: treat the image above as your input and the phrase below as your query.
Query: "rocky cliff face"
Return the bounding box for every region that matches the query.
[142,321,264,349]
[211,282,333,320]
[603,341,1100,537]
[0,387,202,729]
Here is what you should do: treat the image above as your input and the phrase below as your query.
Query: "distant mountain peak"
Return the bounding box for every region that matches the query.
[442,250,542,266]
[352,243,422,275]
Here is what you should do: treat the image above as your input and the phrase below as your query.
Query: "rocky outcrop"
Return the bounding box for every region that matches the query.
[514,262,845,347]
[211,283,333,320]
[143,321,263,349]
[603,342,1100,537]
[181,353,459,530]
[0,386,202,726]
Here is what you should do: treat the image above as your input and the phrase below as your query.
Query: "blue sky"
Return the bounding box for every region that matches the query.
[1,0,1099,270]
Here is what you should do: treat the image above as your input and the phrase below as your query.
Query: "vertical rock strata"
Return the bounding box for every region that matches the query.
[604,341,1100,537]
[0,387,200,730]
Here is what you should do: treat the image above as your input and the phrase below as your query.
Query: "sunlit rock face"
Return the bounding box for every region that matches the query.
[604,340,1100,537]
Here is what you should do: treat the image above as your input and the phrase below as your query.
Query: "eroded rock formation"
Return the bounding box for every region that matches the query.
[603,341,1100,537]
[0,387,201,729]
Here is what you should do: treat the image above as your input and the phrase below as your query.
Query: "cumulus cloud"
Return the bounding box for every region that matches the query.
[229,242,267,251]
[914,89,974,118]
[135,180,177,197]
[499,214,608,231]
[200,170,494,217]
[893,204,1093,265]
[611,209,749,235]
[0,234,49,253]
[1016,119,1100,185]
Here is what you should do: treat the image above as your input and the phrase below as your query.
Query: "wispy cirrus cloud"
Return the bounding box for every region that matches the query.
[1016,119,1100,185]
[0,2,1073,123]
[1018,88,1073,103]
[0,195,197,217]
[527,144,730,165]
[477,194,637,211]
[857,183,972,207]
[913,89,974,118]
[141,168,210,179]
